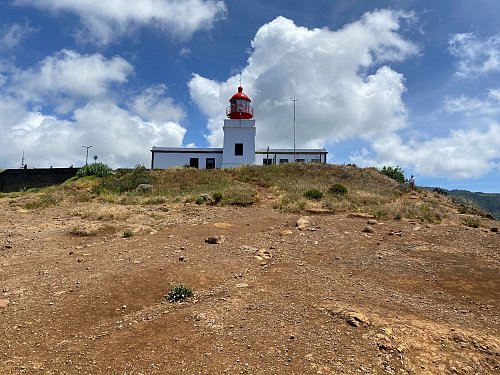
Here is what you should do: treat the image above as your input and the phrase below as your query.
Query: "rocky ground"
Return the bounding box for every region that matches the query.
[0,192,499,374]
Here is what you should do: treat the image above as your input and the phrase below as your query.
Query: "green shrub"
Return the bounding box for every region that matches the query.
[463,217,480,228]
[96,165,155,193]
[195,196,205,205]
[166,284,193,302]
[304,188,323,200]
[328,183,348,195]
[77,163,113,178]
[122,230,134,238]
[394,212,402,221]
[380,166,405,184]
[212,192,223,204]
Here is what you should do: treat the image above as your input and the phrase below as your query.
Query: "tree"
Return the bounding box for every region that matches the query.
[380,166,405,183]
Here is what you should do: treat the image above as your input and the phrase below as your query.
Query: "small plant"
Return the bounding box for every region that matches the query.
[304,188,323,200]
[463,217,480,228]
[212,192,223,204]
[394,212,402,221]
[380,166,405,184]
[77,163,113,178]
[328,183,348,196]
[122,230,134,238]
[195,196,205,205]
[166,284,193,302]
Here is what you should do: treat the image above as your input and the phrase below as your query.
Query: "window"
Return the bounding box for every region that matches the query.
[235,143,243,156]
[205,158,215,169]
[279,159,288,164]
[189,158,199,168]
[263,158,273,165]
[296,158,305,163]
[310,158,321,163]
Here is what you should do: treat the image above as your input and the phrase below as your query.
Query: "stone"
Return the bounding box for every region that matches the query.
[279,230,293,236]
[0,299,10,308]
[205,236,225,244]
[367,219,378,225]
[135,184,153,193]
[296,216,315,230]
[362,226,374,234]
[255,249,272,261]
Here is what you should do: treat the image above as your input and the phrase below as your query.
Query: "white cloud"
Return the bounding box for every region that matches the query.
[0,52,187,168]
[0,22,37,50]
[189,11,417,148]
[449,32,500,78]
[12,49,133,112]
[444,89,500,116]
[351,124,500,179]
[15,0,227,45]
[130,85,185,124]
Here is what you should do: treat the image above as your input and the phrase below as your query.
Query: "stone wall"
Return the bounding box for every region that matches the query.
[0,168,79,193]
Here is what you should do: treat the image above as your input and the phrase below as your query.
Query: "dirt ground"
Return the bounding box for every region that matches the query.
[0,193,499,374]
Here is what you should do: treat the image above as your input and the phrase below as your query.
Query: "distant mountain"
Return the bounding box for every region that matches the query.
[447,190,500,220]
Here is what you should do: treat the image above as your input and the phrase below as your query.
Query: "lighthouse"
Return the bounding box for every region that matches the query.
[221,85,256,168]
[150,84,328,169]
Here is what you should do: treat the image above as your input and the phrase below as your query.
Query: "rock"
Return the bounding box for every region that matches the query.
[240,245,258,252]
[367,219,378,225]
[362,226,374,234]
[255,249,272,261]
[279,230,293,236]
[491,227,498,233]
[343,310,369,327]
[347,213,375,219]
[0,299,10,308]
[205,235,225,244]
[135,184,153,193]
[296,216,315,230]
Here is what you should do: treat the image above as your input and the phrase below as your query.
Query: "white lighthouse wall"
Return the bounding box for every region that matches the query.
[221,119,256,168]
[151,148,223,169]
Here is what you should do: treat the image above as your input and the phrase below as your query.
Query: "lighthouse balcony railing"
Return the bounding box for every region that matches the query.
[226,104,253,117]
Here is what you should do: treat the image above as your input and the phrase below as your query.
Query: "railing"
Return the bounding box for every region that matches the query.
[226,104,253,117]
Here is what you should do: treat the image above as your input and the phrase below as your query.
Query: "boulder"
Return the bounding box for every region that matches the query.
[296,216,315,230]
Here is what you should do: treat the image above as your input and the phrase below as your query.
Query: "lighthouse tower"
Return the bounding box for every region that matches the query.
[221,85,256,168]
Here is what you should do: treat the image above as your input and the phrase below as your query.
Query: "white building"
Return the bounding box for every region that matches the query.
[151,86,327,169]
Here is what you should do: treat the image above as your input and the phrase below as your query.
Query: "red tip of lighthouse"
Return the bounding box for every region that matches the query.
[227,86,253,119]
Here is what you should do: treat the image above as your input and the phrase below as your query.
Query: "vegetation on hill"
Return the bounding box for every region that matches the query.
[1,163,477,224]
[447,190,500,220]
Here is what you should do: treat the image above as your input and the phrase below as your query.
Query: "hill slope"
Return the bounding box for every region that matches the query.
[447,190,500,220]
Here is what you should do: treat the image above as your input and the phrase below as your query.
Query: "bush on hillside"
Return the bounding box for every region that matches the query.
[380,166,405,184]
[76,163,113,178]
[304,188,323,200]
[96,165,155,193]
[328,183,348,196]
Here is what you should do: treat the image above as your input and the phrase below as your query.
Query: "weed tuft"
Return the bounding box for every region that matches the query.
[166,284,193,302]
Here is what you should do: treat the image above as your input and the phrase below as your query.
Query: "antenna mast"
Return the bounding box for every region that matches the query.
[21,150,25,168]
[292,97,297,162]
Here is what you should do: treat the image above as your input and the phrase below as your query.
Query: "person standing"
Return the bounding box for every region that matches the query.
[409,175,415,190]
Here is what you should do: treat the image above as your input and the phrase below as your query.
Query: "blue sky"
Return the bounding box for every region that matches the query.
[0,0,499,192]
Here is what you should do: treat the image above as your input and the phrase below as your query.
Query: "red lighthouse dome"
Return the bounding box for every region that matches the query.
[226,86,253,119]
